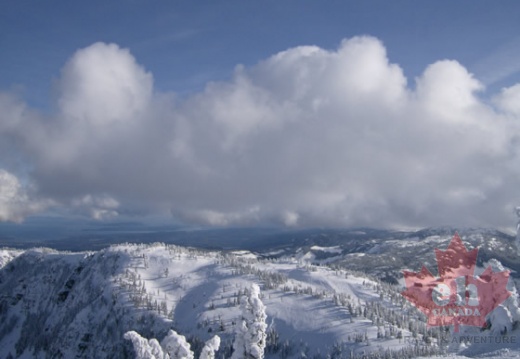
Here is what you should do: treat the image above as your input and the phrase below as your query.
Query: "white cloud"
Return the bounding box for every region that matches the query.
[58,42,153,127]
[72,194,120,220]
[177,207,261,227]
[281,211,299,227]
[0,169,48,223]
[494,84,520,116]
[416,60,483,120]
[2,37,520,229]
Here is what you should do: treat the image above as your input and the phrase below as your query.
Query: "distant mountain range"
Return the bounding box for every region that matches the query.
[1,225,518,283]
[1,227,519,358]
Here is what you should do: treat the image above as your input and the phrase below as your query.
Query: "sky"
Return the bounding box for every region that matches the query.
[2,1,520,232]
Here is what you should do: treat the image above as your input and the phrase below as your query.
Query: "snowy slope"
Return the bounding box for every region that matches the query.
[257,229,520,286]
[0,249,22,269]
[0,241,518,358]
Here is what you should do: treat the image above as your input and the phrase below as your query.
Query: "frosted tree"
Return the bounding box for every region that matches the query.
[161,330,195,359]
[149,339,166,359]
[124,331,166,359]
[199,335,221,359]
[231,321,247,359]
[484,259,520,335]
[125,330,220,359]
[231,284,267,359]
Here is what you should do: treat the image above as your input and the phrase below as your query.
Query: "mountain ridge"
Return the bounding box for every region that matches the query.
[1,228,519,358]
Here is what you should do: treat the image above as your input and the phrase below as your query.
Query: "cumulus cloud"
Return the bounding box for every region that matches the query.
[416,60,483,119]
[2,36,520,229]
[59,42,153,126]
[494,84,520,116]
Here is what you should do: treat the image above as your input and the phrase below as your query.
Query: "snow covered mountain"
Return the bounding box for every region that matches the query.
[0,228,519,358]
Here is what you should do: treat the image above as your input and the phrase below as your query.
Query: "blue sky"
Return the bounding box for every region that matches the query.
[2,1,520,231]
[3,1,520,106]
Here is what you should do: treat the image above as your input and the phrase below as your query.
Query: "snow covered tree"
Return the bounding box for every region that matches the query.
[125,329,194,359]
[231,320,247,359]
[124,330,166,359]
[483,259,520,335]
[161,330,195,359]
[125,330,220,359]
[231,284,267,359]
[149,339,167,358]
[199,335,221,359]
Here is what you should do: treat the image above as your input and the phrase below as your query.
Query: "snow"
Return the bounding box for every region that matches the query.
[199,335,220,359]
[161,330,194,359]
[124,331,161,359]
[125,330,222,359]
[310,245,342,254]
[230,250,257,259]
[231,284,267,359]
[0,248,23,268]
[0,241,519,358]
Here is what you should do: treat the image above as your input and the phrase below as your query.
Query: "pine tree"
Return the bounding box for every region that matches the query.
[231,284,267,359]
[161,329,194,359]
[199,335,221,359]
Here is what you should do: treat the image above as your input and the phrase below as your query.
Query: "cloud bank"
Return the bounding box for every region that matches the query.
[2,36,520,229]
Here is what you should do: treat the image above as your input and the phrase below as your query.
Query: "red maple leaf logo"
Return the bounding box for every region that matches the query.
[401,233,511,332]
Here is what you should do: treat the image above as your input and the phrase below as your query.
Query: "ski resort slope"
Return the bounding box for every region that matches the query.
[0,241,518,358]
